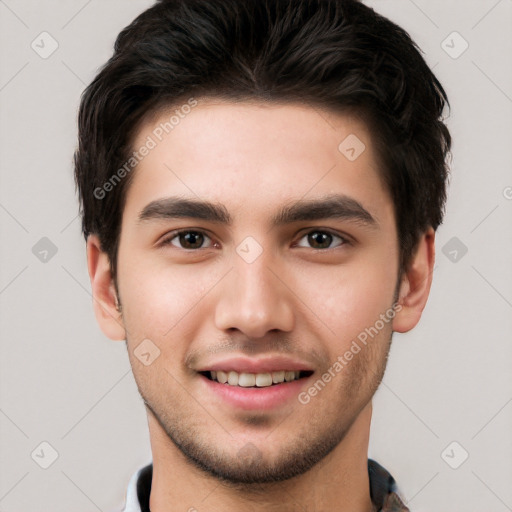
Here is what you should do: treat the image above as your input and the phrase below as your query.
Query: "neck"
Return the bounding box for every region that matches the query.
[148,403,374,512]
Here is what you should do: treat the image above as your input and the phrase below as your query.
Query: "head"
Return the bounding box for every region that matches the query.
[76,0,451,485]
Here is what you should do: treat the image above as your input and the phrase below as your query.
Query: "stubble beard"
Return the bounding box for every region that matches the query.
[135,334,392,487]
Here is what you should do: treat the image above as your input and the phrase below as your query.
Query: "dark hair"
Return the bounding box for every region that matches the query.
[74,0,451,281]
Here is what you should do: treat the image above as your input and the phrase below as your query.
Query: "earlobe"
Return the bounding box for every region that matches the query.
[392,227,436,333]
[86,234,126,341]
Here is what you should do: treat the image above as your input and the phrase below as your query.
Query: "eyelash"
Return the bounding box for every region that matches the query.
[159,229,350,250]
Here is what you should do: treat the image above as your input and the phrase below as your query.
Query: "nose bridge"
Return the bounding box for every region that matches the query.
[214,247,295,337]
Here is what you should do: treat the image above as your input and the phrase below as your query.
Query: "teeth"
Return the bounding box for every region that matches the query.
[209,370,302,387]
[285,371,295,382]
[255,373,272,387]
[228,371,239,386]
[238,373,256,387]
[272,370,285,383]
[216,370,228,384]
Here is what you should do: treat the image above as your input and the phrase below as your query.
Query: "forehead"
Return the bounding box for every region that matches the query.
[125,99,392,226]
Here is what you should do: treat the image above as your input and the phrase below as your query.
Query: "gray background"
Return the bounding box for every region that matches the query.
[0,0,511,510]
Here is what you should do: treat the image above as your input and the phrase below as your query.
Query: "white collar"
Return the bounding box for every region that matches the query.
[120,465,147,512]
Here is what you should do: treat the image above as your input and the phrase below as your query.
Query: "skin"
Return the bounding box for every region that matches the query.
[87,100,435,512]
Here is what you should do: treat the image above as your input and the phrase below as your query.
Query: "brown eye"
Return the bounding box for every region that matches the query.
[296,230,346,250]
[164,230,213,249]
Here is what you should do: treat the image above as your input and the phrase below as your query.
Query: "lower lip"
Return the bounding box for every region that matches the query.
[200,374,310,411]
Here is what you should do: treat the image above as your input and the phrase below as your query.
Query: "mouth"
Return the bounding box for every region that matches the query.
[200,370,314,388]
[196,356,315,410]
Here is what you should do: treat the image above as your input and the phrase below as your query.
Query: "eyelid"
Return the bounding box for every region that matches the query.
[159,229,215,249]
[158,227,353,250]
[294,228,351,249]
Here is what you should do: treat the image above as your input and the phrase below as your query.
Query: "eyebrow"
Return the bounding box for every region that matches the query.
[138,194,378,229]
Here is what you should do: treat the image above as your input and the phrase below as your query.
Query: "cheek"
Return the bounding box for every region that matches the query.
[294,256,397,346]
[118,261,223,341]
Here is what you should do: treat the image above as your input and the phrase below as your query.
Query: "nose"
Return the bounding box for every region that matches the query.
[214,253,295,339]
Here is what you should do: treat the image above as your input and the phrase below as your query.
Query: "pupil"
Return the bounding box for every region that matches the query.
[309,232,331,249]
[182,232,203,248]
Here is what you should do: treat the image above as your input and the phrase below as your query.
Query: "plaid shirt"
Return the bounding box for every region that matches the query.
[368,459,410,511]
[120,458,409,512]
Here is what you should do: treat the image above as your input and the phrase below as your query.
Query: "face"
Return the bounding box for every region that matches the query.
[93,100,413,484]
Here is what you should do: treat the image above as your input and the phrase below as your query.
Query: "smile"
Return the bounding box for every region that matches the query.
[205,370,311,388]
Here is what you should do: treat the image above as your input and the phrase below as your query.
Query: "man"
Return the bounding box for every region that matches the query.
[74,0,451,510]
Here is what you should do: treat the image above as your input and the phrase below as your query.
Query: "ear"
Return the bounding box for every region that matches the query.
[392,227,436,333]
[86,234,126,341]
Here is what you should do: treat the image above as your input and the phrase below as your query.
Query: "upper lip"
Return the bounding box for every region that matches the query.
[197,356,314,374]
